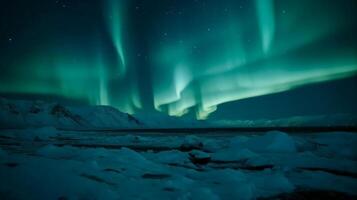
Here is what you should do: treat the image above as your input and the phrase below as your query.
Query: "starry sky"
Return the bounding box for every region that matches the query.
[0,0,356,120]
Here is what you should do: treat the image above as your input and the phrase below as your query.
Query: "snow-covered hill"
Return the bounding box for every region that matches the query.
[0,98,142,129]
[210,114,357,128]
[1,98,356,129]
[133,112,207,128]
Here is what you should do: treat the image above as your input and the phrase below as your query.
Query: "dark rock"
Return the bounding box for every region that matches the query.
[189,150,211,165]
[50,104,71,117]
[163,187,176,192]
[4,162,19,168]
[127,114,142,125]
[57,196,68,200]
[7,103,20,114]
[80,173,116,186]
[142,173,171,179]
[29,103,42,114]
[103,168,121,173]
[50,104,83,125]
[34,136,43,142]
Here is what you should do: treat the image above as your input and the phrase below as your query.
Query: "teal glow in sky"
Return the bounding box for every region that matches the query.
[106,0,126,75]
[0,0,356,119]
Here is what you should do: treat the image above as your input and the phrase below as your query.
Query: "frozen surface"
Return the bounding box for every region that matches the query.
[0,129,356,199]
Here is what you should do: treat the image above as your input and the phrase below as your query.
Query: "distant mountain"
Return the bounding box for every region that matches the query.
[0,98,142,129]
[1,98,355,130]
[133,112,207,128]
[209,114,357,128]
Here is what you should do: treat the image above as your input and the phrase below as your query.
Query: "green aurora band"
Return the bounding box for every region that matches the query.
[152,0,357,119]
[0,0,356,119]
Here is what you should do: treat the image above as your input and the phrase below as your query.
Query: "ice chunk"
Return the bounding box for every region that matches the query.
[199,169,255,200]
[37,145,79,159]
[114,147,167,175]
[163,176,195,191]
[189,150,211,164]
[147,150,190,165]
[251,171,295,197]
[37,145,109,161]
[202,138,226,152]
[180,135,204,150]
[179,187,220,200]
[212,148,257,162]
[244,131,297,153]
[230,136,250,146]
[289,170,357,196]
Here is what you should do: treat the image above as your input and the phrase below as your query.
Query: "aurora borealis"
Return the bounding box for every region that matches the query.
[0,0,357,119]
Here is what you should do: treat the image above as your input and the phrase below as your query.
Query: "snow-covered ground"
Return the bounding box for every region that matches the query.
[0,98,356,199]
[0,129,356,199]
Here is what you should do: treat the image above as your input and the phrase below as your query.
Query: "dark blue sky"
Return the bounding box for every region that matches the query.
[211,76,357,120]
[0,0,356,120]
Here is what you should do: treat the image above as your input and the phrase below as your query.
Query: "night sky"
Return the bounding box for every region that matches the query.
[0,0,356,120]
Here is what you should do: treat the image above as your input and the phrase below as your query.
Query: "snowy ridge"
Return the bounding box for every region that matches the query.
[1,98,356,129]
[0,98,142,129]
[210,114,357,128]
[133,112,207,128]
